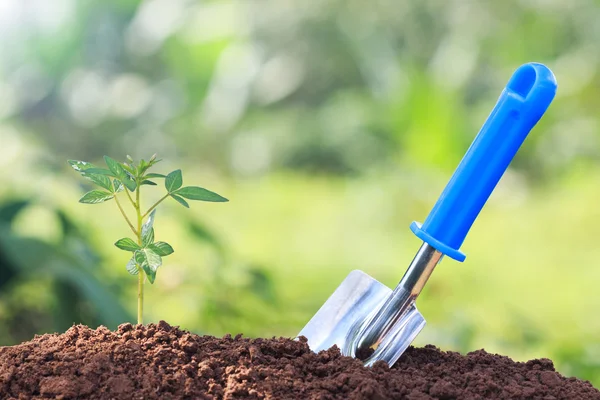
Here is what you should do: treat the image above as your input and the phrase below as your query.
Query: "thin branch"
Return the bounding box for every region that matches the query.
[124,188,136,208]
[142,193,170,219]
[114,195,137,235]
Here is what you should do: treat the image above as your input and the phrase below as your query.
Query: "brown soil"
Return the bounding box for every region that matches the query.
[0,322,598,400]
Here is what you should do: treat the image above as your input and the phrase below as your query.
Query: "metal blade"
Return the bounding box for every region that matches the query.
[299,270,426,367]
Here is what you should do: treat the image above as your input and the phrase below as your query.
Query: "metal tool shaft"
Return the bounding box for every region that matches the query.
[355,243,443,353]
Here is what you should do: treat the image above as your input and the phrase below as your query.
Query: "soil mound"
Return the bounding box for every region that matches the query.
[0,321,598,399]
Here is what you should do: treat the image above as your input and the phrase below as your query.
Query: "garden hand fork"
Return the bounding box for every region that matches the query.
[299,63,557,367]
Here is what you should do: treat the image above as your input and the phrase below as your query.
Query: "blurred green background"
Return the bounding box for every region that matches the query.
[1,0,600,386]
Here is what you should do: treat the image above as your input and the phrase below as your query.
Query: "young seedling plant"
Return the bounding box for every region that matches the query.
[69,155,228,324]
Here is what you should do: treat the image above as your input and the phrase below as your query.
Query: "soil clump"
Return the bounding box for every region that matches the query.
[0,321,598,399]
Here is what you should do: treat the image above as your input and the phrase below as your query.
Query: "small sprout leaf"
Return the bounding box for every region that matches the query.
[116,177,134,191]
[126,257,139,275]
[136,159,149,176]
[165,170,183,192]
[142,228,154,247]
[104,156,136,191]
[135,249,161,284]
[145,249,162,272]
[68,160,95,173]
[84,168,115,177]
[145,173,166,179]
[170,194,190,208]
[82,173,113,191]
[174,186,228,202]
[115,238,140,252]
[79,190,114,204]
[120,172,137,192]
[104,156,122,175]
[113,179,124,193]
[142,264,157,283]
[126,155,134,163]
[121,163,136,176]
[141,180,157,186]
[134,249,159,270]
[68,161,113,191]
[148,155,162,167]
[141,209,156,245]
[134,249,144,265]
[149,241,174,257]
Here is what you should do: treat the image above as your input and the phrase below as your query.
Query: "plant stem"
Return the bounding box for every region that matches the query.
[114,195,137,235]
[135,185,144,325]
[137,267,144,325]
[142,193,170,219]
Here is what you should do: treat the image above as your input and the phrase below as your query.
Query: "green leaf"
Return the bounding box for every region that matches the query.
[126,155,134,163]
[174,186,228,202]
[148,241,174,256]
[165,170,183,192]
[141,209,156,244]
[145,251,162,271]
[137,159,149,176]
[122,163,137,177]
[147,154,162,168]
[134,248,162,271]
[114,238,140,252]
[133,250,144,265]
[142,265,156,283]
[170,194,190,208]
[121,175,137,192]
[79,190,114,204]
[69,160,113,191]
[84,168,116,177]
[141,180,157,186]
[134,248,162,284]
[104,156,136,191]
[68,160,95,173]
[113,179,124,193]
[126,257,139,275]
[142,228,154,247]
[104,156,122,176]
[83,173,113,191]
[145,173,166,179]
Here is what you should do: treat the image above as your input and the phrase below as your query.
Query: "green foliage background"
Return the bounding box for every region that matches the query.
[1,0,600,386]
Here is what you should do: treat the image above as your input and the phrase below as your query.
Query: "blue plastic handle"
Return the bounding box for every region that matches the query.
[410,62,557,262]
